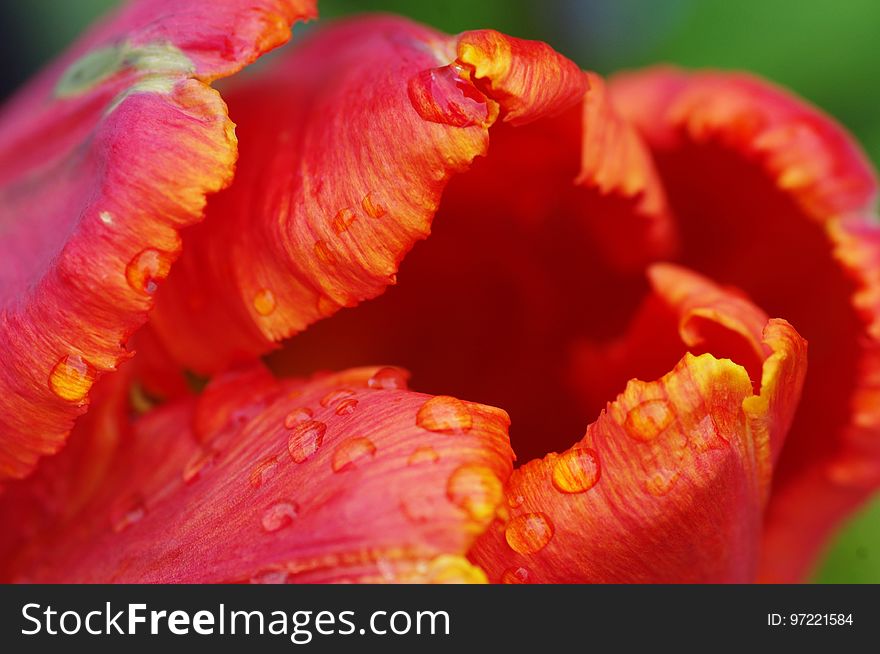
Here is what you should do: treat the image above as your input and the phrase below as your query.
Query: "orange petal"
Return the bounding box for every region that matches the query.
[469,266,807,582]
[0,0,316,481]
[576,71,676,269]
[147,17,677,475]
[610,67,880,581]
[147,16,674,375]
[0,365,512,583]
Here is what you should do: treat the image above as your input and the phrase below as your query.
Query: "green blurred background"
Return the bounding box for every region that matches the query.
[1,0,877,582]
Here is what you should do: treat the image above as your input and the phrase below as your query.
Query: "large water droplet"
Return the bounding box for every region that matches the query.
[446,464,503,521]
[407,445,439,466]
[624,399,674,441]
[400,493,442,524]
[505,512,554,554]
[250,569,291,584]
[261,501,299,532]
[125,248,172,294]
[416,396,472,434]
[332,437,377,473]
[367,367,408,390]
[249,456,281,489]
[501,566,531,584]
[690,414,724,452]
[645,468,680,496]
[288,420,327,463]
[283,407,314,429]
[253,288,277,316]
[551,447,601,494]
[407,64,490,128]
[320,388,354,408]
[314,240,335,264]
[362,193,387,219]
[182,447,218,484]
[48,355,96,402]
[334,398,359,416]
[332,208,356,234]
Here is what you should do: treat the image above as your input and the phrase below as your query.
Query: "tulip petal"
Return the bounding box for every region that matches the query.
[0,365,512,583]
[0,0,316,481]
[150,16,585,371]
[577,72,676,269]
[609,67,880,581]
[469,265,807,583]
[148,15,671,375]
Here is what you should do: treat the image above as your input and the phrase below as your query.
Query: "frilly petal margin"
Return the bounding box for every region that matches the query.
[609,67,880,581]
[577,72,675,269]
[147,16,593,373]
[469,266,807,583]
[0,365,513,583]
[0,0,317,481]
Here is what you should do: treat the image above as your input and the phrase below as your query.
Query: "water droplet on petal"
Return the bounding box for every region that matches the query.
[400,493,442,523]
[48,355,96,402]
[99,210,114,225]
[125,248,172,294]
[250,569,291,584]
[447,464,503,521]
[551,447,601,494]
[110,496,145,533]
[624,399,674,441]
[407,445,439,466]
[334,398,359,416]
[362,193,387,218]
[288,420,327,463]
[314,240,335,264]
[407,64,490,128]
[253,288,277,316]
[501,566,531,584]
[261,501,299,532]
[332,208,357,234]
[645,468,680,496]
[250,456,281,489]
[417,396,472,434]
[508,494,525,509]
[283,407,314,429]
[182,447,218,484]
[320,388,355,408]
[690,414,725,452]
[505,512,554,554]
[367,367,408,390]
[332,437,377,473]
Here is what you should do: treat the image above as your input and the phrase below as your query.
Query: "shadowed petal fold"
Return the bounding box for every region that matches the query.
[609,67,880,581]
[149,16,675,377]
[469,266,806,583]
[0,365,513,583]
[149,16,589,373]
[0,0,317,481]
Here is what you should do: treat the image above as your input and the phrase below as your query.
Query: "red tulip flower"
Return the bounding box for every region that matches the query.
[0,0,876,584]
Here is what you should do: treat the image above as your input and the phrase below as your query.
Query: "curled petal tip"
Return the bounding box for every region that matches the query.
[471,268,806,583]
[0,0,315,481]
